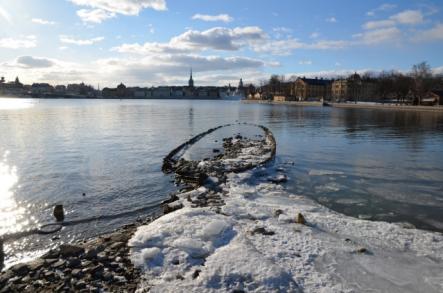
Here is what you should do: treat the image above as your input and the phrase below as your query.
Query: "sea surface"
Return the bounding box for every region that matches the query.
[1,98,443,267]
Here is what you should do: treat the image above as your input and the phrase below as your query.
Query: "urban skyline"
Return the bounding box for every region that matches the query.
[0,0,443,87]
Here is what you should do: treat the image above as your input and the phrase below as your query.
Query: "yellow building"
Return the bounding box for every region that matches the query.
[292,78,332,101]
[332,73,377,102]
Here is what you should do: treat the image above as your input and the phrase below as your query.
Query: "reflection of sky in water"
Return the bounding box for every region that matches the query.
[0,98,35,110]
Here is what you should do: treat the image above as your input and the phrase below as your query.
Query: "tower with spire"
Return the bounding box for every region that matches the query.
[188,68,194,88]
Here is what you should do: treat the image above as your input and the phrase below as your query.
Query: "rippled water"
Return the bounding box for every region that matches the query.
[1,98,443,267]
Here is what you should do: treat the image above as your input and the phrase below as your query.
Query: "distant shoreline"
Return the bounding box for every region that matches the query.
[243,100,443,113]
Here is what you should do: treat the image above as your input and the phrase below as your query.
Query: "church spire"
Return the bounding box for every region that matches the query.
[188,68,194,88]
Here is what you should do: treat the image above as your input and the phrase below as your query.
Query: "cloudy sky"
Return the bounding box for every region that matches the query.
[0,0,442,87]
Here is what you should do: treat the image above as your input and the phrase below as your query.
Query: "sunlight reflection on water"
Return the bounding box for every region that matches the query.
[0,98,35,110]
[0,151,25,235]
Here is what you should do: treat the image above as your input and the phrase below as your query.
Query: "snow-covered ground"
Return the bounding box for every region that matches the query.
[129,167,443,292]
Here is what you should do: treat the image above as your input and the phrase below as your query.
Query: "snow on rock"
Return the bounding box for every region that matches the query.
[130,170,443,292]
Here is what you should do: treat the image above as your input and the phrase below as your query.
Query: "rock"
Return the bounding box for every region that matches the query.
[192,269,201,279]
[75,281,87,290]
[102,272,113,281]
[356,248,368,254]
[53,259,66,269]
[268,174,288,184]
[68,258,81,268]
[163,202,184,215]
[11,263,30,276]
[114,275,127,284]
[274,209,284,217]
[59,244,85,258]
[42,249,59,259]
[251,227,275,236]
[295,213,306,225]
[45,258,58,265]
[97,252,108,261]
[28,259,45,271]
[90,264,104,275]
[109,242,125,250]
[71,269,83,278]
[212,149,220,153]
[53,205,65,222]
[84,248,97,260]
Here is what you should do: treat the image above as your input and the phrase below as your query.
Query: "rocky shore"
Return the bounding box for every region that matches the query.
[0,124,276,292]
[0,216,156,292]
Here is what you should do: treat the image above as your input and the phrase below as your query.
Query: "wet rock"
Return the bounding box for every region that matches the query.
[296,213,306,225]
[114,275,127,284]
[59,244,85,258]
[53,259,66,269]
[53,204,65,221]
[75,280,87,290]
[84,248,97,259]
[251,227,275,236]
[109,242,125,250]
[356,248,368,254]
[71,269,83,278]
[42,249,60,259]
[192,269,201,279]
[163,201,184,215]
[212,149,220,153]
[268,174,288,184]
[11,263,30,276]
[274,209,284,217]
[68,258,81,268]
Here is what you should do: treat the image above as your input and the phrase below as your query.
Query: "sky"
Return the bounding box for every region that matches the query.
[0,0,442,87]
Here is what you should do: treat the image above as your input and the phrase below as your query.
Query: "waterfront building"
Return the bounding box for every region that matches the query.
[31,83,54,95]
[292,77,332,101]
[332,73,377,102]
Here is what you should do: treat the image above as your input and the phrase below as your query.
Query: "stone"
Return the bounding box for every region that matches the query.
[53,204,65,221]
[274,209,284,217]
[84,248,97,260]
[163,202,184,215]
[296,213,306,225]
[192,269,201,279]
[109,242,125,250]
[251,227,275,236]
[114,275,127,284]
[11,263,30,276]
[356,248,368,254]
[75,281,87,290]
[68,258,81,268]
[28,259,45,271]
[59,244,85,258]
[53,259,66,269]
[71,269,83,278]
[42,249,59,259]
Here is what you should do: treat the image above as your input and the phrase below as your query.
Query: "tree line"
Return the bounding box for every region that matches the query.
[248,62,443,104]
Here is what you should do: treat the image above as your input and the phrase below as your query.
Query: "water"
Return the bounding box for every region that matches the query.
[1,98,443,267]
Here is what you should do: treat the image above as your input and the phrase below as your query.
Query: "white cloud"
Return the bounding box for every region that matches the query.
[363,20,395,30]
[0,36,37,49]
[326,17,337,23]
[390,10,424,25]
[192,14,233,23]
[299,60,312,65]
[148,24,155,34]
[360,27,402,44]
[0,5,12,24]
[14,56,55,68]
[59,35,104,45]
[31,18,56,25]
[113,26,266,53]
[412,23,443,42]
[77,9,116,23]
[310,32,320,39]
[69,0,167,15]
[367,3,397,16]
[363,9,424,30]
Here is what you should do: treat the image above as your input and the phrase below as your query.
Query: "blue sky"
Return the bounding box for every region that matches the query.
[0,0,442,87]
